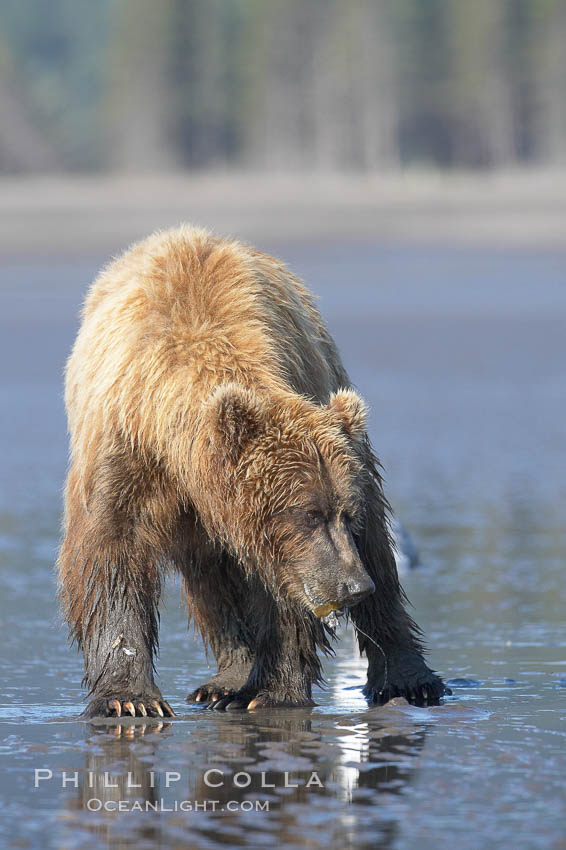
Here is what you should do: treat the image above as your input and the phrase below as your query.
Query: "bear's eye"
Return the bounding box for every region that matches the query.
[304,510,325,529]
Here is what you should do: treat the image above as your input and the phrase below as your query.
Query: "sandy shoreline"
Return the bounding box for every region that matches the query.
[0,170,564,258]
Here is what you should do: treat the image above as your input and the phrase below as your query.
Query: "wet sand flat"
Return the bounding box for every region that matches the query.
[1,233,565,849]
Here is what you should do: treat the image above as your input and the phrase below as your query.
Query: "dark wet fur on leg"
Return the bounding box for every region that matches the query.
[57,452,177,719]
[180,544,259,704]
[348,436,449,706]
[208,595,332,710]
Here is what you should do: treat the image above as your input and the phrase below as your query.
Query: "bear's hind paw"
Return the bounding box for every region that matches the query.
[189,684,235,705]
[246,693,315,710]
[207,690,315,711]
[187,661,252,705]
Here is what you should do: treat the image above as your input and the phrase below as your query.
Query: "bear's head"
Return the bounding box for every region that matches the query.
[200,382,376,616]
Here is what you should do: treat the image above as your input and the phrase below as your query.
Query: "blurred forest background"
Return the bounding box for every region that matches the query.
[1,0,566,174]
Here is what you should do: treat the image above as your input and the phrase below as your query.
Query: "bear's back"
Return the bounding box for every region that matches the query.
[66,226,350,448]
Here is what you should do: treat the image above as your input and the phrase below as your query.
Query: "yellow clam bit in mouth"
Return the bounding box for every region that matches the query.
[314,602,341,618]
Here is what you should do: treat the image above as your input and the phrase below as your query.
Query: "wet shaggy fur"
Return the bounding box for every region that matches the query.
[57,225,448,717]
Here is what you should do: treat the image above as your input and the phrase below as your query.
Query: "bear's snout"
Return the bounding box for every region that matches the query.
[337,573,376,608]
[297,517,377,616]
[306,566,375,617]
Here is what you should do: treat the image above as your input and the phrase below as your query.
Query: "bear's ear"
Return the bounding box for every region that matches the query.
[209,383,264,463]
[328,389,368,439]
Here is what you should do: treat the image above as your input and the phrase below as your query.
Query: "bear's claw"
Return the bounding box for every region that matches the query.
[83,695,175,719]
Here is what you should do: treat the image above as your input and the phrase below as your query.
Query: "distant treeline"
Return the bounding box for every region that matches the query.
[1,0,565,172]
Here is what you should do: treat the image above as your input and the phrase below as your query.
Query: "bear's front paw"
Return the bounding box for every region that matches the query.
[206,688,315,711]
[83,693,175,719]
[364,657,451,707]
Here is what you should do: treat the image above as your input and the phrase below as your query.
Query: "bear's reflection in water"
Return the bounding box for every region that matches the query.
[64,711,427,849]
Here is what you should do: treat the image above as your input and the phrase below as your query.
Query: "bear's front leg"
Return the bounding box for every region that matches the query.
[210,600,326,711]
[350,455,450,706]
[351,595,449,706]
[81,613,175,720]
[57,499,174,719]
[361,638,448,707]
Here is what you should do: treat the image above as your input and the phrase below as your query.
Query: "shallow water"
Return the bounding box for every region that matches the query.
[1,243,565,849]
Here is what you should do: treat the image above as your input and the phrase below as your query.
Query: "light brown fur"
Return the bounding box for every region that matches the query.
[58,225,447,716]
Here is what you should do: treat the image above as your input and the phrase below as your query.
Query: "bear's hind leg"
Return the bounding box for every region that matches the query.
[212,598,330,710]
[182,550,258,705]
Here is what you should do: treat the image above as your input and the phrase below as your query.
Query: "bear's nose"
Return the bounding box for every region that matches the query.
[338,574,375,608]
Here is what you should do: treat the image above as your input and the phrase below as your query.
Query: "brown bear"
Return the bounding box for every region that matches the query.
[57,225,448,717]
